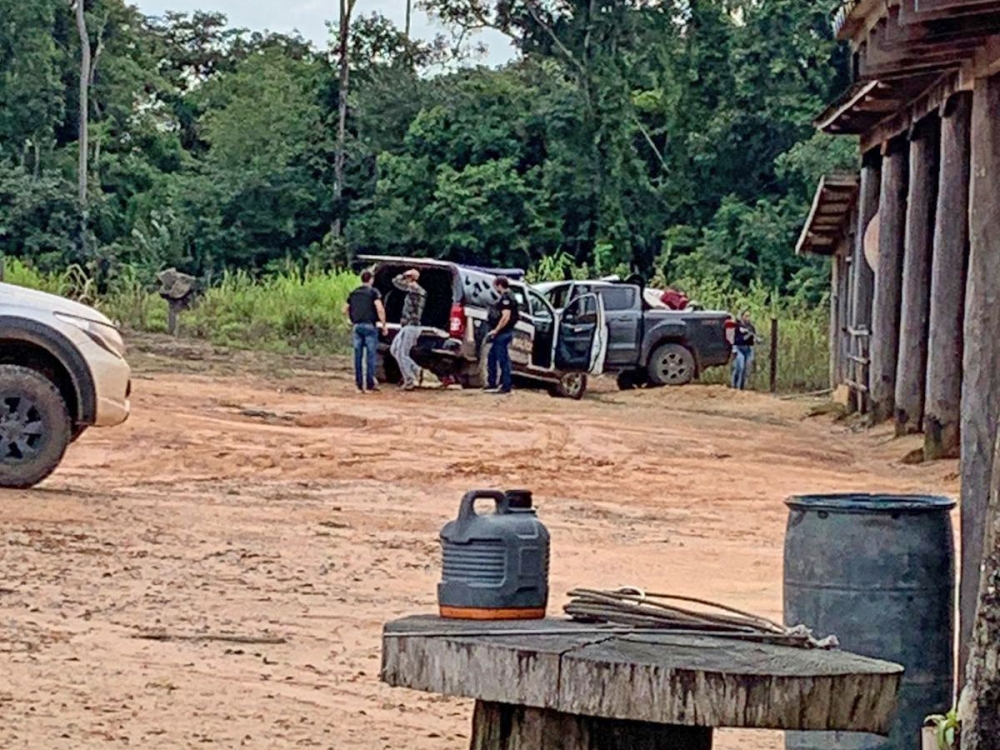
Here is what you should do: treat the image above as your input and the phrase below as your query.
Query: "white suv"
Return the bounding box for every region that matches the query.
[0,282,131,488]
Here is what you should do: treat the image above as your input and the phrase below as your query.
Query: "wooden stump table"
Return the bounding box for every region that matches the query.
[381,616,903,750]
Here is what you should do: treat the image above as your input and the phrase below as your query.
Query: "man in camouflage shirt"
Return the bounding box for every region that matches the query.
[389,269,426,390]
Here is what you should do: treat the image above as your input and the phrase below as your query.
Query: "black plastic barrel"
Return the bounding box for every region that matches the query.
[783,494,955,750]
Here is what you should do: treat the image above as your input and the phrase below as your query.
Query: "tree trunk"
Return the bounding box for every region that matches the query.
[74,0,90,207]
[959,431,1000,749]
[405,0,412,39]
[332,0,355,240]
[848,151,881,414]
[870,137,908,424]
[924,92,971,461]
[895,115,939,436]
[470,701,713,750]
[959,72,1000,685]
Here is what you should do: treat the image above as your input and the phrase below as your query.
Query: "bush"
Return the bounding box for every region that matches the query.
[181,267,357,353]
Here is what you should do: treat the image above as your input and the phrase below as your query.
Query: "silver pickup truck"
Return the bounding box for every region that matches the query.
[358,256,608,399]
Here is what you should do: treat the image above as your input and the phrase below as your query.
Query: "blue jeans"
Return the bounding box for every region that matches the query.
[487,332,514,392]
[352,323,379,390]
[731,345,753,390]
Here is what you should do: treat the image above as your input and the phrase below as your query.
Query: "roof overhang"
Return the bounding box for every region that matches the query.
[815,74,942,135]
[796,174,860,257]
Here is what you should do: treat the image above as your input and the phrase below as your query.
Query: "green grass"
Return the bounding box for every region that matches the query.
[5,257,358,355]
[5,255,829,391]
[660,276,829,393]
[182,268,357,353]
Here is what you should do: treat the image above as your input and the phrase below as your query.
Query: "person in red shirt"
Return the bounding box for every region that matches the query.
[660,288,690,310]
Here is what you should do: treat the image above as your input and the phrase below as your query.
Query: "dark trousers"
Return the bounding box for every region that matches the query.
[352,323,378,390]
[487,332,514,392]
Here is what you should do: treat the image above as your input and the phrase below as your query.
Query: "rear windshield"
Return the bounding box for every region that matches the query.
[597,286,637,311]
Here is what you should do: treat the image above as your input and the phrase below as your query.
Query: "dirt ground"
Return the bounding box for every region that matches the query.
[0,335,961,749]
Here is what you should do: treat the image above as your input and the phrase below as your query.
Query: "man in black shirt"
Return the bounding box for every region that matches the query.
[344,271,387,393]
[484,276,519,394]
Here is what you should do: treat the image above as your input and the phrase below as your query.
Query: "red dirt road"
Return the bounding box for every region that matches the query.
[0,337,959,749]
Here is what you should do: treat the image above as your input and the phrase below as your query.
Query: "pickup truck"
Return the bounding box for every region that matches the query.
[358,256,608,399]
[535,280,732,388]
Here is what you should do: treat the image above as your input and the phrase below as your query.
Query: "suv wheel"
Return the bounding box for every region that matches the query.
[647,343,696,387]
[0,365,71,489]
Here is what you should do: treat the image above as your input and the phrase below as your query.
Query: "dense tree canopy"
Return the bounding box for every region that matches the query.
[0,0,856,299]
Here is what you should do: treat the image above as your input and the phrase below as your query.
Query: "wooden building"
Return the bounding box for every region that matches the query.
[796,0,1000,686]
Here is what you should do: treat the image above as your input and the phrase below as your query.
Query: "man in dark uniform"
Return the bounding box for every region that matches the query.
[344,270,387,393]
[484,276,519,394]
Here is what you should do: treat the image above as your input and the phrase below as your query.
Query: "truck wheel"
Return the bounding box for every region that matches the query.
[0,365,72,489]
[647,343,696,387]
[548,372,587,400]
[377,354,402,386]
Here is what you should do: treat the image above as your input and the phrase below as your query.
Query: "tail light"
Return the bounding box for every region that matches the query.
[449,303,466,338]
[724,316,737,345]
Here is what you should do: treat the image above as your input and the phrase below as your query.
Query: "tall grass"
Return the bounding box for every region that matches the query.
[5,254,828,391]
[183,268,357,352]
[657,275,829,392]
[5,257,359,355]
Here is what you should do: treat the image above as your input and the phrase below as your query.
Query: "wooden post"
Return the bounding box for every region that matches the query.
[829,259,839,390]
[769,317,778,393]
[959,432,1000,748]
[925,92,972,460]
[960,72,1000,685]
[471,702,713,750]
[870,137,908,424]
[895,115,940,435]
[838,249,851,385]
[849,152,882,413]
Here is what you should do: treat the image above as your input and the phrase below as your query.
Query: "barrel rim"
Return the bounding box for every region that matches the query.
[785,493,956,513]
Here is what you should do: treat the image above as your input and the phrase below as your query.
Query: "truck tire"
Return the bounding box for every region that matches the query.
[376,353,402,386]
[647,343,696,387]
[0,365,72,489]
[548,372,587,400]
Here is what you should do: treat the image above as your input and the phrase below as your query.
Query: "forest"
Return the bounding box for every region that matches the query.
[1,0,857,296]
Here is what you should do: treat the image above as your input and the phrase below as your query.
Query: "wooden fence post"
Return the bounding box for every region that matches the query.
[769,318,778,394]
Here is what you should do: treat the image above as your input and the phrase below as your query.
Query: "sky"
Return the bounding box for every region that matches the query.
[132,0,517,67]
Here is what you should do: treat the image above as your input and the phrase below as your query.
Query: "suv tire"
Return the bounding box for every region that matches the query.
[0,365,72,488]
[647,343,696,387]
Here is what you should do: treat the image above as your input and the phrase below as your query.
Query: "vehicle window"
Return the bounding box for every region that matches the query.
[528,290,553,321]
[510,286,530,315]
[565,294,599,325]
[597,286,636,311]
[547,284,571,310]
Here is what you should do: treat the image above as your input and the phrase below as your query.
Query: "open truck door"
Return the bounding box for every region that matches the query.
[554,292,607,375]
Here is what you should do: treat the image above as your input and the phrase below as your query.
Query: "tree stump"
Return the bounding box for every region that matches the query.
[156,268,199,336]
[470,702,713,750]
[381,616,903,750]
